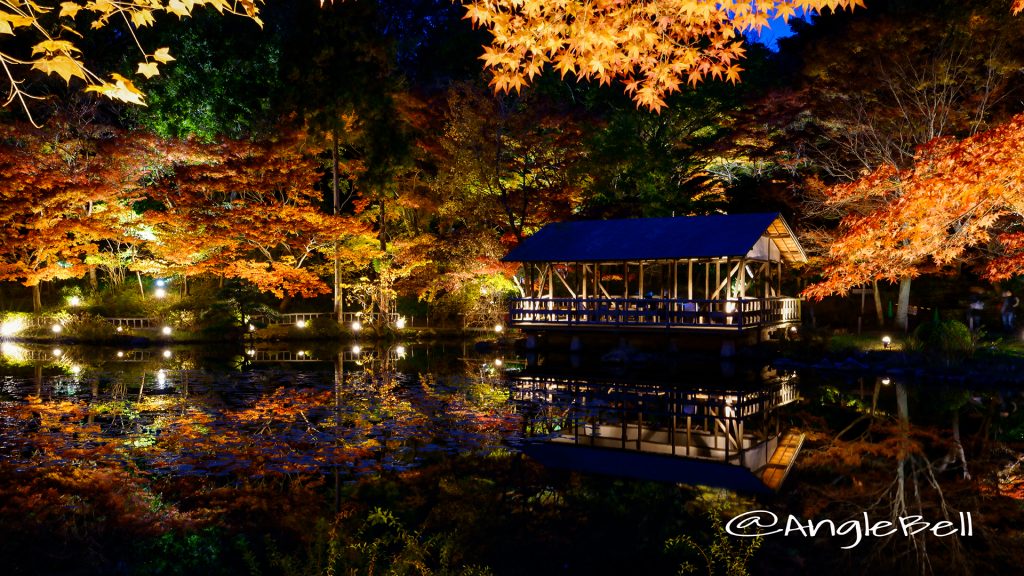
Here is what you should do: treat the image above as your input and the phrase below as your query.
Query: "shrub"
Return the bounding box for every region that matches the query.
[908,319,977,364]
[63,312,117,341]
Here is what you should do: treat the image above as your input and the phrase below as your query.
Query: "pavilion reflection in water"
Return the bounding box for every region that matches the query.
[511,366,803,493]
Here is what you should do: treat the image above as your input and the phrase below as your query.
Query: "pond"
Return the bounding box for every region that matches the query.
[0,340,1021,575]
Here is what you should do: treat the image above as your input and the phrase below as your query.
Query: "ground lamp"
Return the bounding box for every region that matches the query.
[882,335,892,349]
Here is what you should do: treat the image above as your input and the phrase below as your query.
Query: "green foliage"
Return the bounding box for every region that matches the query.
[907,319,978,364]
[307,316,343,338]
[134,528,231,576]
[666,505,762,576]
[63,312,117,341]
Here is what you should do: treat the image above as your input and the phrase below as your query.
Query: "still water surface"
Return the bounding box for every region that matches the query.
[0,340,1020,575]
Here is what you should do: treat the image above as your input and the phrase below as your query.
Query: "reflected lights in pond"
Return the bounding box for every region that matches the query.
[162,349,172,358]
[155,287,167,299]
[0,342,26,362]
[157,369,166,387]
[0,317,25,337]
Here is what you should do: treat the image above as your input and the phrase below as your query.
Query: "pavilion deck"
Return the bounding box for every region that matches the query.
[509,296,801,331]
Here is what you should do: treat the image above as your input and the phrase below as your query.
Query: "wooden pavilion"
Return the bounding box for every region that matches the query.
[502,213,806,337]
[513,367,804,492]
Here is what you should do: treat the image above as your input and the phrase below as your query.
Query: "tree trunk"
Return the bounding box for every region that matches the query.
[332,127,342,320]
[88,268,98,292]
[896,277,912,332]
[137,271,145,299]
[31,283,41,313]
[872,279,884,327]
[278,294,292,313]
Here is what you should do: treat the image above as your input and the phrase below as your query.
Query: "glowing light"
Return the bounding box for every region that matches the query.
[116,326,124,333]
[882,336,892,349]
[51,324,63,334]
[52,348,62,357]
[0,317,26,337]
[881,377,892,386]
[494,358,503,367]
[396,345,406,358]
[297,350,306,357]
[161,326,172,336]
[162,349,172,358]
[725,302,737,314]
[116,351,124,358]
[68,296,81,307]
[494,324,504,333]
[395,317,406,330]
[156,279,166,287]
[352,345,361,354]
[789,326,798,333]
[351,321,362,332]
[248,324,256,332]
[70,365,81,375]
[296,320,307,329]
[0,342,26,362]
[157,369,166,386]
[246,349,256,357]
[154,287,167,299]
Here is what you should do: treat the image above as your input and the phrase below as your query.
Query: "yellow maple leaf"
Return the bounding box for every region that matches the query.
[166,0,191,19]
[152,47,175,63]
[137,61,160,78]
[85,73,146,106]
[58,2,81,18]
[130,9,156,27]
[31,55,86,83]
[31,39,81,56]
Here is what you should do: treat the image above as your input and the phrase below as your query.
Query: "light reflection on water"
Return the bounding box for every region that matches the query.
[0,342,520,479]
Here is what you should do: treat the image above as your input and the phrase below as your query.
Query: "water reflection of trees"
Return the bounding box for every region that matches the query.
[796,376,1024,575]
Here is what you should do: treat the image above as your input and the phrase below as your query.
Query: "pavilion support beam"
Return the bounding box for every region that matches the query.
[624,262,629,298]
[639,262,644,297]
[552,265,577,298]
[687,259,693,300]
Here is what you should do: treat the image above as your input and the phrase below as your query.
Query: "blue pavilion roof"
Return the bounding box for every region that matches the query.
[502,213,806,263]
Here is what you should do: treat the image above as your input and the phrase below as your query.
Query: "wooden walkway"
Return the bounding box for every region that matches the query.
[758,431,805,491]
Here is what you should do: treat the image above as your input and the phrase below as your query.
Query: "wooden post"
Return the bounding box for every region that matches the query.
[639,262,644,297]
[687,259,693,300]
[624,262,629,297]
[739,258,746,299]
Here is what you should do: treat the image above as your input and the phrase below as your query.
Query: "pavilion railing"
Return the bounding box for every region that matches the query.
[509,296,800,329]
